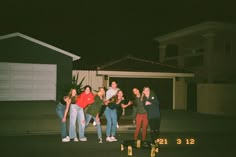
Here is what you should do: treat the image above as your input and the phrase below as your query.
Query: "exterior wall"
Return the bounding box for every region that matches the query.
[72,70,103,92]
[197,84,236,116]
[174,79,187,110]
[210,31,236,82]
[159,34,207,82]
[0,37,73,100]
[158,29,236,83]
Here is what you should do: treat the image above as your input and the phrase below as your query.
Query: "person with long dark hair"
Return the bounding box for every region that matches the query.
[69,85,94,142]
[56,88,76,142]
[132,88,148,141]
[104,90,131,142]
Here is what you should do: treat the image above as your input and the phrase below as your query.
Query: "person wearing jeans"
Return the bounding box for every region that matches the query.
[85,87,105,143]
[104,90,131,142]
[69,85,94,142]
[56,88,77,142]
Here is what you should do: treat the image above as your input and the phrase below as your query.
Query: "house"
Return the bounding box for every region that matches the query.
[73,55,194,110]
[0,32,80,101]
[155,21,236,83]
[155,21,236,116]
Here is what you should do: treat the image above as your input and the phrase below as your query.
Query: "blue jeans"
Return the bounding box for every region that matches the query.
[69,104,86,139]
[85,114,102,138]
[56,103,67,138]
[104,107,117,137]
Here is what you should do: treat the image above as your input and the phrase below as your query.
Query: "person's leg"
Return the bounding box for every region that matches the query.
[56,104,67,138]
[85,114,92,127]
[111,109,117,137]
[69,104,78,139]
[93,116,102,139]
[141,113,148,141]
[134,114,142,140]
[77,106,86,140]
[104,107,112,137]
[148,118,160,144]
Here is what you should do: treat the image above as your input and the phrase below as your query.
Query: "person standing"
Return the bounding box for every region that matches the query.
[85,87,105,143]
[132,88,148,141]
[142,87,161,145]
[99,81,119,118]
[104,90,131,142]
[56,88,77,142]
[106,81,119,100]
[69,85,94,142]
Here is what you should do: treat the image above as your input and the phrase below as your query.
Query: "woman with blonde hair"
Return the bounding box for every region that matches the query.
[85,87,106,143]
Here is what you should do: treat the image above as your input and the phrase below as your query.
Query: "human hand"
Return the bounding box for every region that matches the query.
[145,101,151,105]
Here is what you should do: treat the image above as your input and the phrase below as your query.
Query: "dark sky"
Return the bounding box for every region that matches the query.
[1,0,236,65]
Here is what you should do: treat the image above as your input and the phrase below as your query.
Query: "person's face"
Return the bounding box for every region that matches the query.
[111,82,117,89]
[117,91,123,98]
[85,87,91,94]
[143,87,150,97]
[132,88,140,96]
[71,89,77,96]
[99,88,105,96]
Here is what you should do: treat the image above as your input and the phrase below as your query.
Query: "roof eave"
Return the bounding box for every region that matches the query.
[97,70,194,78]
[0,32,81,61]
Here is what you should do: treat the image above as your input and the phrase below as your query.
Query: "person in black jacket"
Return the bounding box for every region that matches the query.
[142,86,161,145]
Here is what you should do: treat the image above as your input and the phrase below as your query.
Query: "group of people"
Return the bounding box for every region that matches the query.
[56,81,161,145]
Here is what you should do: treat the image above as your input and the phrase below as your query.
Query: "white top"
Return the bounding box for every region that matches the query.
[106,87,120,100]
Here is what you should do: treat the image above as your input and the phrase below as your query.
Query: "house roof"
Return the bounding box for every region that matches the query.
[155,21,236,42]
[0,32,81,61]
[96,55,192,74]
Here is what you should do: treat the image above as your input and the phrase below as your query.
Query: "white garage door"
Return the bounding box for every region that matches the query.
[0,62,56,101]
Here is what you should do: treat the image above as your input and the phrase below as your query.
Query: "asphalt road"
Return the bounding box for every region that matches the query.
[1,131,235,157]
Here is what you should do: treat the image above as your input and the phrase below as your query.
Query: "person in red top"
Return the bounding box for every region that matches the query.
[76,87,94,109]
[69,85,94,142]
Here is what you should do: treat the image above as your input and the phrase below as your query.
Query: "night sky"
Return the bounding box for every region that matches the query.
[1,1,236,66]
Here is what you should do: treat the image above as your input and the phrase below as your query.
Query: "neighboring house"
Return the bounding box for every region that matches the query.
[73,55,194,110]
[155,21,236,116]
[155,21,236,83]
[0,32,80,101]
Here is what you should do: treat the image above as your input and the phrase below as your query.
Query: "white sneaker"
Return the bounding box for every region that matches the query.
[106,137,113,142]
[93,121,96,126]
[79,137,87,141]
[74,137,79,142]
[62,137,70,142]
[110,136,117,142]
[98,137,103,143]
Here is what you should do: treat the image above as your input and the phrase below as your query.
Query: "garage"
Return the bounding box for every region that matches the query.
[0,62,57,101]
[0,32,80,101]
[96,55,194,110]
[110,77,173,109]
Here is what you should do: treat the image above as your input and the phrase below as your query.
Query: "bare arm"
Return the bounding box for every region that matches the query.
[121,100,132,109]
[62,97,71,122]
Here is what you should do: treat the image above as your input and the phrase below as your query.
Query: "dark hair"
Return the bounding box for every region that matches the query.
[84,85,92,91]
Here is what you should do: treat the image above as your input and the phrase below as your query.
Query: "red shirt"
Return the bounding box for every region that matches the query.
[76,92,94,108]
